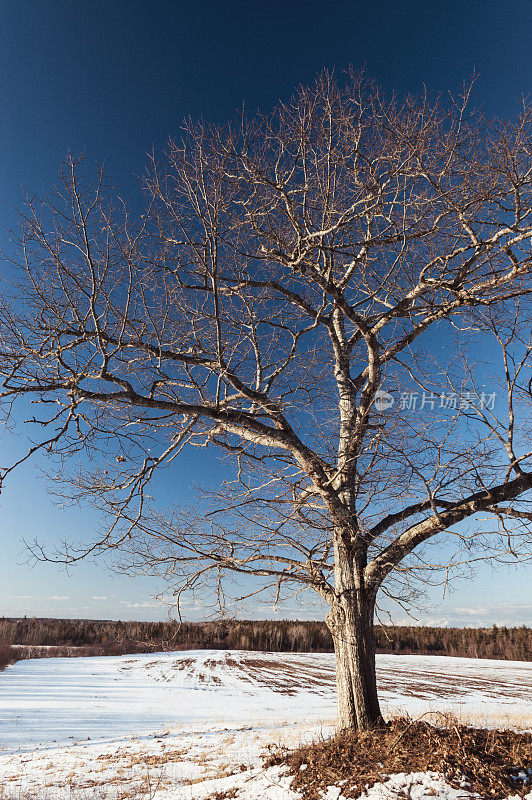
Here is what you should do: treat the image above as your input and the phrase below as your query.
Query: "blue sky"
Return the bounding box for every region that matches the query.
[1,0,531,627]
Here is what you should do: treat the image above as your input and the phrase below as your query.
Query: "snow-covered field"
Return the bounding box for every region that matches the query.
[0,650,530,799]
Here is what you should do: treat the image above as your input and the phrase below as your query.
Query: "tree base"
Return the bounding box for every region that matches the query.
[268,716,532,799]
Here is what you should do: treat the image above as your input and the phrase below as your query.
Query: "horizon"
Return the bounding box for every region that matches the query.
[2,613,530,630]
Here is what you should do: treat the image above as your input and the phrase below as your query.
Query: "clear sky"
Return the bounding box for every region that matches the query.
[1,0,531,627]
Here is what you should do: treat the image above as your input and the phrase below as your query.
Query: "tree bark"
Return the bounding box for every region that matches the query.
[327,530,383,731]
[327,594,383,730]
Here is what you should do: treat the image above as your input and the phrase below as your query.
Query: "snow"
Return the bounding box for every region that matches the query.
[357,772,476,800]
[0,650,530,799]
[324,773,532,800]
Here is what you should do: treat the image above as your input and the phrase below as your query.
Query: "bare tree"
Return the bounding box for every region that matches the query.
[1,73,532,730]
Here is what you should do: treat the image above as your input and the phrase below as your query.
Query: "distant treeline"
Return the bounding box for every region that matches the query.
[0,617,530,661]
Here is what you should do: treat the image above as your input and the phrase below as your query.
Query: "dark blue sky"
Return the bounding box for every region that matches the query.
[1,0,532,623]
[3,0,532,223]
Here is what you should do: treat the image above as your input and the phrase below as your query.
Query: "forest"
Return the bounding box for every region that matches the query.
[0,617,529,669]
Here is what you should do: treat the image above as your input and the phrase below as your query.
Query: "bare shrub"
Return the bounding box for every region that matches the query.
[0,641,17,671]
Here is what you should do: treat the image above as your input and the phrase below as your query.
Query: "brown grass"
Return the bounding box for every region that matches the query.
[266,715,532,799]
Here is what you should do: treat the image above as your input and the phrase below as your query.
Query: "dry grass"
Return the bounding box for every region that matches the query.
[266,715,532,799]
[96,747,187,767]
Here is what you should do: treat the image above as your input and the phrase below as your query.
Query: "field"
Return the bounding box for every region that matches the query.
[0,650,530,799]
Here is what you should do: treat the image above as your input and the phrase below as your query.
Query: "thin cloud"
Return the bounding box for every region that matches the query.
[8,595,37,601]
[118,600,164,609]
[391,602,532,628]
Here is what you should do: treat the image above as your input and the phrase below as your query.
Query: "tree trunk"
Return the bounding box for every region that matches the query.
[327,593,383,730]
[327,530,383,731]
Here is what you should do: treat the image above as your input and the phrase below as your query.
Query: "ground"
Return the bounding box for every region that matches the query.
[0,650,530,799]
